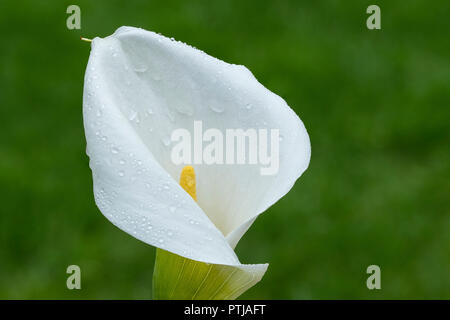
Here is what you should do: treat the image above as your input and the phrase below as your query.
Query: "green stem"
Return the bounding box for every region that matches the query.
[152,248,262,300]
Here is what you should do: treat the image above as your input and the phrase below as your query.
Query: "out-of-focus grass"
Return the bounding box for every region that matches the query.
[0,0,449,299]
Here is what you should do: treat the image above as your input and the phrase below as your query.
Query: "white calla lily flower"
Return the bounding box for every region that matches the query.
[83,26,310,299]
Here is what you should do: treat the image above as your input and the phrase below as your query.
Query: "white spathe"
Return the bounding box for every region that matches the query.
[83,27,310,271]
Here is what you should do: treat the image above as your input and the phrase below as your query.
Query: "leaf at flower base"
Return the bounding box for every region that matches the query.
[153,248,268,300]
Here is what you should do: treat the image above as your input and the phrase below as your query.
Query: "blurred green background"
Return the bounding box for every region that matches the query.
[0,0,449,299]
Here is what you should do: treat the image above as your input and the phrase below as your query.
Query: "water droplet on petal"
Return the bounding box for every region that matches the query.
[161,136,171,146]
[209,104,224,113]
[129,110,138,120]
[166,109,175,122]
[134,65,148,73]
[175,104,194,116]
[128,110,141,124]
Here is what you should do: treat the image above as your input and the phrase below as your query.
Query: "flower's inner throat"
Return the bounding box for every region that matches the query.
[179,165,197,202]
